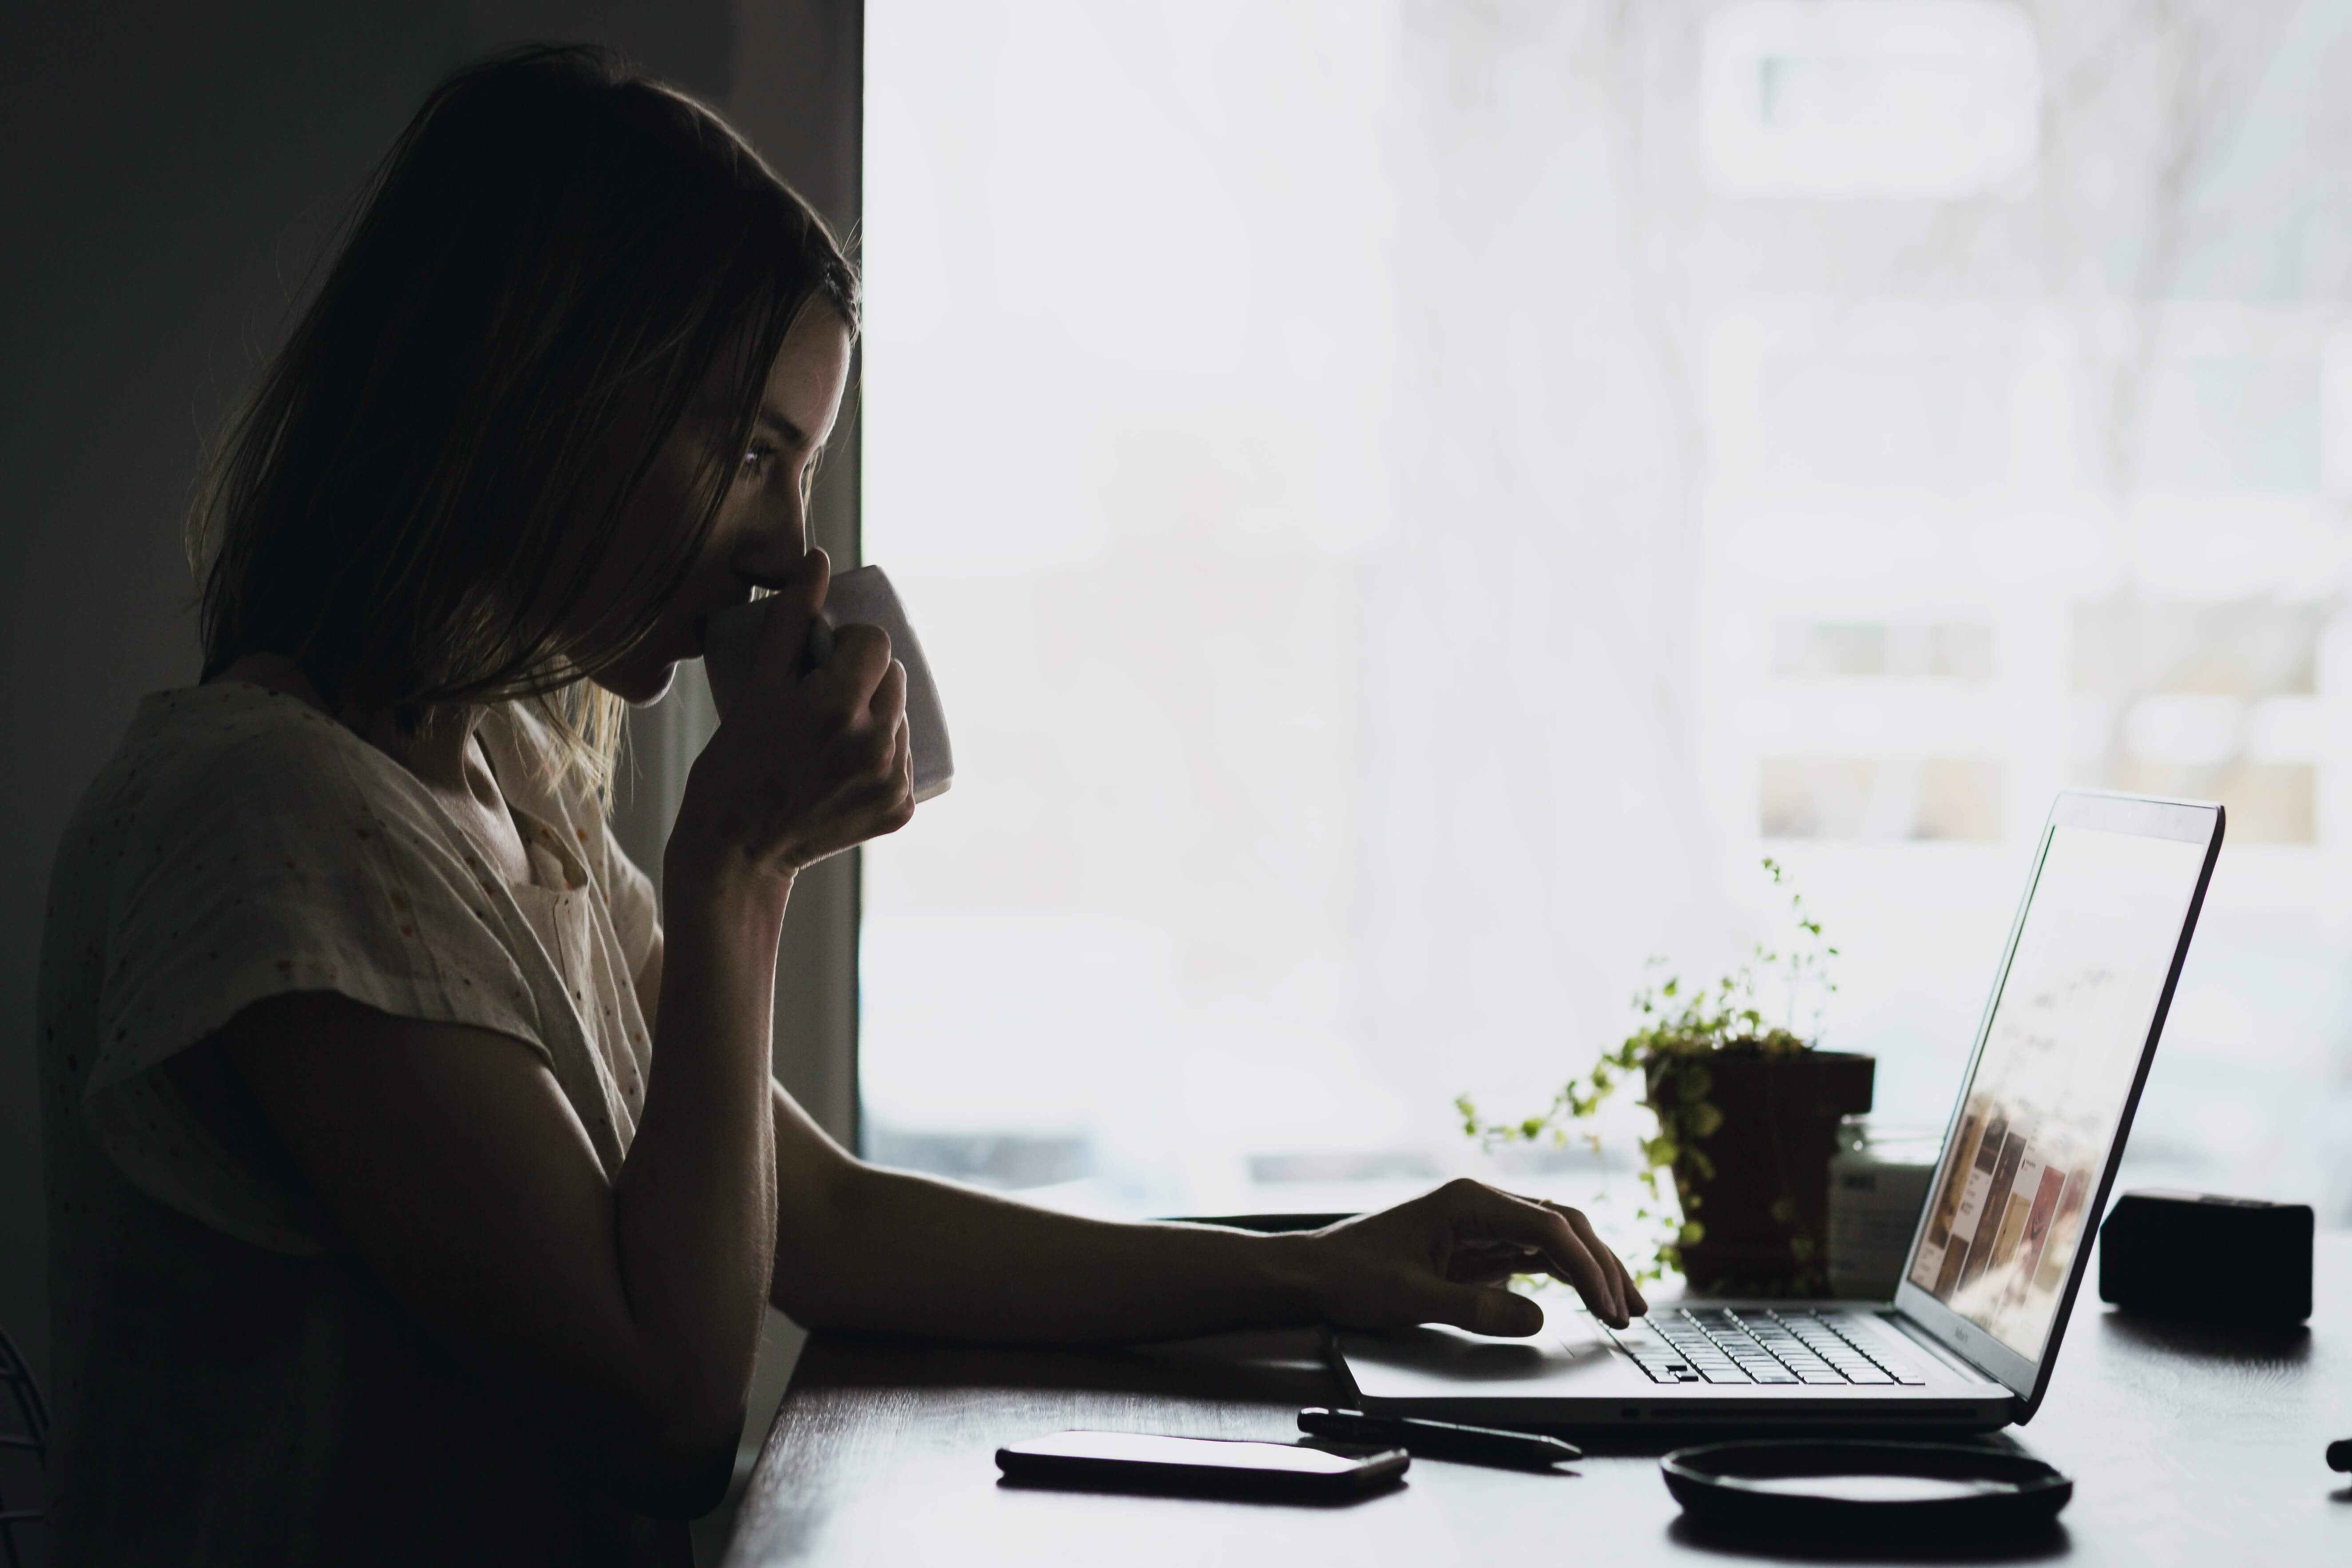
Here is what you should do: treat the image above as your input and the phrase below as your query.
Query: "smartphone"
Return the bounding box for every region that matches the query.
[995,1430,1408,1500]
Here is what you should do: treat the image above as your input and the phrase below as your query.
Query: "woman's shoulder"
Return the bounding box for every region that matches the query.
[63,683,447,889]
[99,682,402,820]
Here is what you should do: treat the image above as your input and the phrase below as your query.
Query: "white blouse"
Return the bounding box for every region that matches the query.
[37,681,684,1565]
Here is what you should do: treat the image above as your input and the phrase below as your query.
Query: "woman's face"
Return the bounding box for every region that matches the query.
[589,303,853,705]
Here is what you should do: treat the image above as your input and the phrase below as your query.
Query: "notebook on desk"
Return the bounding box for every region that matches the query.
[1331,790,2225,1432]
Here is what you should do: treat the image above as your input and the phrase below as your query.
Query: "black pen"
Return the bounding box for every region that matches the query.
[1298,1407,1580,1468]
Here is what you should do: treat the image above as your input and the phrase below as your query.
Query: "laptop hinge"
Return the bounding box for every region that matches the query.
[1884,1311,2006,1387]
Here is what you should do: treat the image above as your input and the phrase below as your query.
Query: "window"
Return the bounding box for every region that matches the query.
[1701,0,2041,199]
[862,0,2352,1237]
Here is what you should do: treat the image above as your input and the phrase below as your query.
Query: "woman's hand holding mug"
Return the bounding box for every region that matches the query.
[673,548,916,883]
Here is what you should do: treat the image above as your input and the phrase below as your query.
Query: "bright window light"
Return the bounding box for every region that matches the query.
[863,0,2352,1238]
[1702,0,2041,198]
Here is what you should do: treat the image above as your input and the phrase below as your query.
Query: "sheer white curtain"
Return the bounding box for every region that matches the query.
[1360,2,1728,1119]
[861,0,2352,1233]
[856,0,1728,1223]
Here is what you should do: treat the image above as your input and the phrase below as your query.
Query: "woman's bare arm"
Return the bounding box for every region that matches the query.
[630,945,1640,1348]
[628,903,1640,1345]
[224,858,788,1517]
[619,571,1640,1351]
[757,1081,1640,1345]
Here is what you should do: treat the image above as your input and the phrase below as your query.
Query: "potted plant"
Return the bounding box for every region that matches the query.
[1458,859,1871,1295]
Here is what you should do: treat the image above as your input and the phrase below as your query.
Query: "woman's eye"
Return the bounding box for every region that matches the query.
[741,443,777,476]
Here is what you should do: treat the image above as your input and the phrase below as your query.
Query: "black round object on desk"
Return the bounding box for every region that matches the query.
[1662,1440,2072,1540]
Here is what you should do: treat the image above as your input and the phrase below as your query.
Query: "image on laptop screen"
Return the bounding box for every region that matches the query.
[1905,820,2208,1361]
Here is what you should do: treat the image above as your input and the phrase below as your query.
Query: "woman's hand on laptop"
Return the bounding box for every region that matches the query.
[1301,1179,1645,1334]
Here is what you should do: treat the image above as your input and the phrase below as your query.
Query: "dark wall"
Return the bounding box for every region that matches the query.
[0,0,854,1390]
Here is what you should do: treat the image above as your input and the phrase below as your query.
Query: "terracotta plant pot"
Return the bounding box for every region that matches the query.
[1645,1048,1875,1294]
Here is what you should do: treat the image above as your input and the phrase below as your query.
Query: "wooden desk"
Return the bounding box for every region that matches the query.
[723,1235,2352,1565]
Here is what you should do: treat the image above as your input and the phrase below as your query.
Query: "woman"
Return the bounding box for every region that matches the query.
[36,46,1640,1565]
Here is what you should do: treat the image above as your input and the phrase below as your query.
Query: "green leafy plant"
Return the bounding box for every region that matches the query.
[1456,858,1837,1285]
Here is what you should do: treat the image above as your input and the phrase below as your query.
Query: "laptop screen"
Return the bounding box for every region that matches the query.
[1903,818,2210,1362]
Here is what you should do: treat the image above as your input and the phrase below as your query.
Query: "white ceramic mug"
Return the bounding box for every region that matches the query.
[701,564,954,803]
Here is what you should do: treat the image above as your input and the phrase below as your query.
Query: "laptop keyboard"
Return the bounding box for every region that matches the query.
[1606,1307,1929,1387]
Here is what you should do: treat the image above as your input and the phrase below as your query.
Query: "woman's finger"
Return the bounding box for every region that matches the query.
[819,623,895,712]
[1498,1188,1646,1319]
[1551,1202,1647,1318]
[868,656,908,730]
[1445,1181,1625,1326]
[748,548,830,679]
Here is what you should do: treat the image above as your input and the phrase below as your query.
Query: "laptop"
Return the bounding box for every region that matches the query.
[1331,790,2225,1432]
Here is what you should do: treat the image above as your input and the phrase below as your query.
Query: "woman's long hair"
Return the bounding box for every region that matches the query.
[190,44,857,798]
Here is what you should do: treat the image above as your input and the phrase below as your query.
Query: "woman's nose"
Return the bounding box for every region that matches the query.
[733,507,809,587]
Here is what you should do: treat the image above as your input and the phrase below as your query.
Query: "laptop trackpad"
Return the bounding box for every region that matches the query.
[1337,1315,1637,1401]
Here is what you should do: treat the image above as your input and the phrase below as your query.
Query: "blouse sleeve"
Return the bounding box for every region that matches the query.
[84,710,550,1254]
